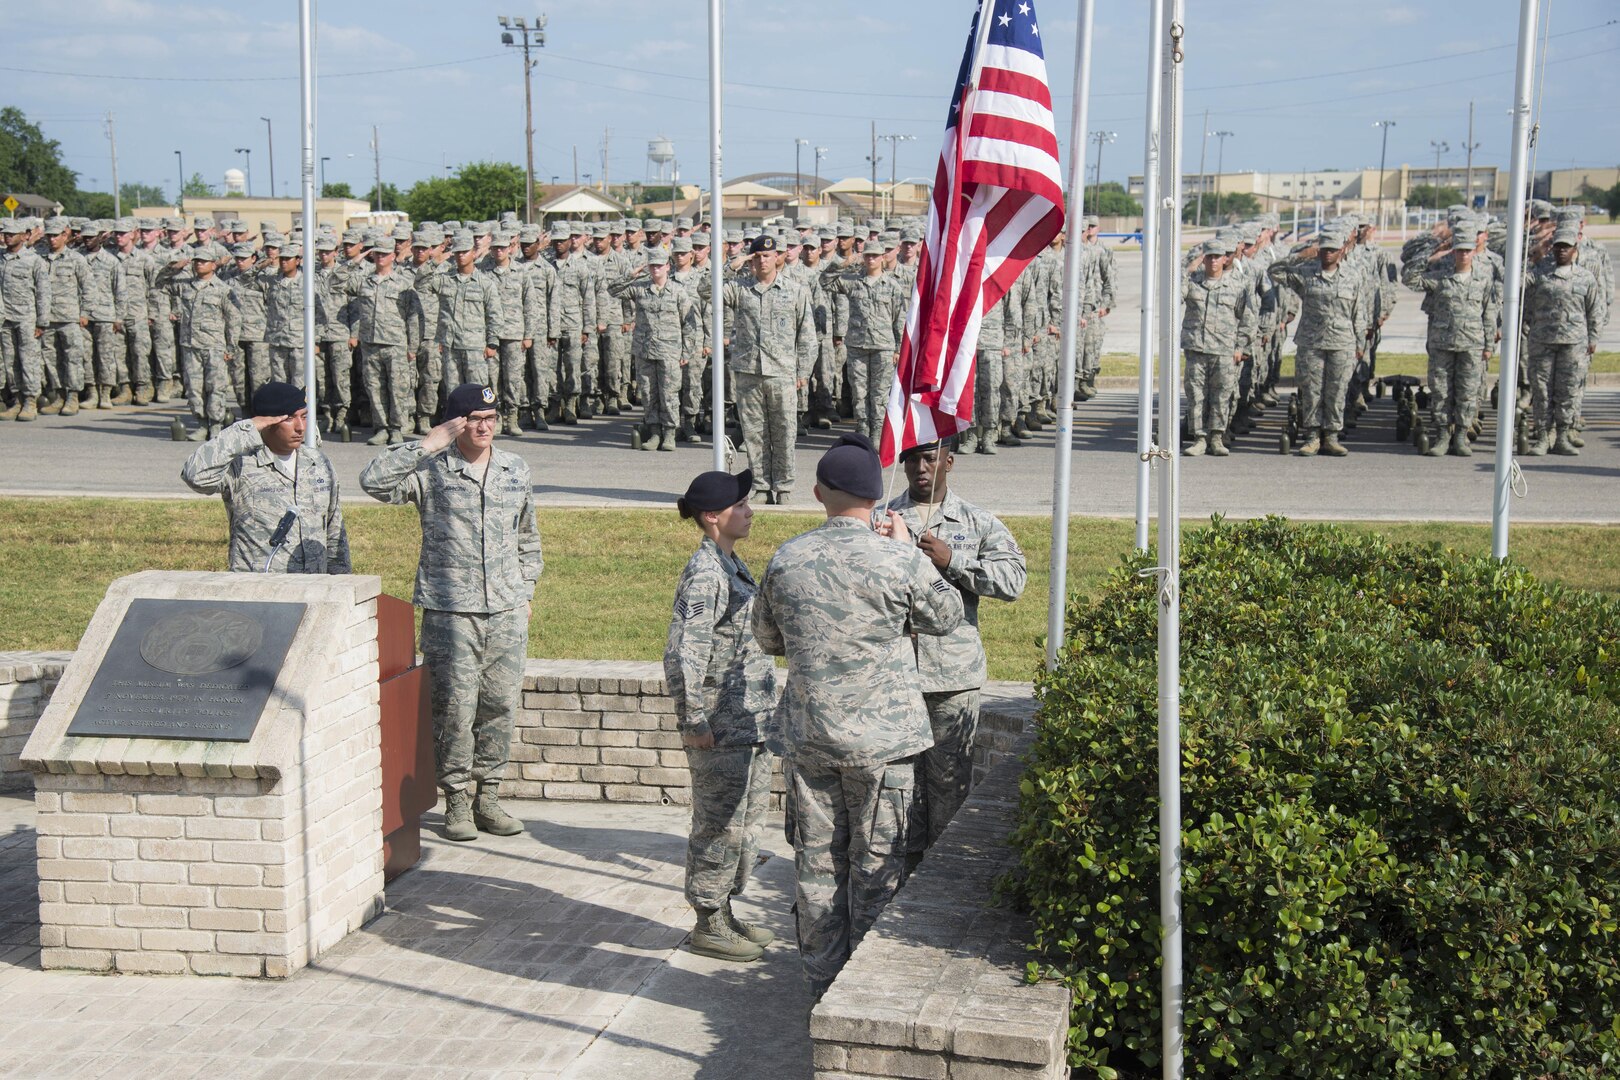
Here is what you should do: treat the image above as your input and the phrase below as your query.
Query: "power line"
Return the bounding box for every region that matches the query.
[0,52,506,83]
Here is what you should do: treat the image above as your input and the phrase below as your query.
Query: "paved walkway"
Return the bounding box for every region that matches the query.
[0,792,812,1080]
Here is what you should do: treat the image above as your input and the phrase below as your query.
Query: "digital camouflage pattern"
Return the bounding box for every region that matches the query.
[179,418,351,574]
[419,605,528,795]
[664,537,777,745]
[684,744,774,910]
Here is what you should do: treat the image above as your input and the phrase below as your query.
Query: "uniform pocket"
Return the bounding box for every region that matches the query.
[867,763,916,856]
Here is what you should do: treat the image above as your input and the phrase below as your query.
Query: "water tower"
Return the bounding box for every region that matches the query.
[647,136,675,183]
[223,168,246,196]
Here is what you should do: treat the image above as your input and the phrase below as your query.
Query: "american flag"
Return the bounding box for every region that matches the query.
[879,0,1066,466]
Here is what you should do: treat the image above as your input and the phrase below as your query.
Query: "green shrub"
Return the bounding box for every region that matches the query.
[1008,517,1620,1078]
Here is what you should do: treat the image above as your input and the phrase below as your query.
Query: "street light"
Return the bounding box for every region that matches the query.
[813,146,828,207]
[1089,130,1118,199]
[174,149,184,212]
[878,133,915,216]
[794,138,809,213]
[320,156,330,193]
[1211,130,1234,223]
[1373,121,1396,230]
[1430,139,1450,211]
[234,147,252,196]
[498,13,549,223]
[260,117,275,198]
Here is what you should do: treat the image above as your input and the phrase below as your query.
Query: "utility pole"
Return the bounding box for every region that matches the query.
[174,149,184,212]
[498,15,548,223]
[1088,130,1117,197]
[1193,109,1209,226]
[814,145,828,207]
[868,122,880,218]
[236,148,253,196]
[1429,139,1450,211]
[1373,120,1396,230]
[260,116,275,198]
[105,113,120,217]
[1462,102,1480,209]
[371,125,382,211]
[878,133,915,217]
[1211,129,1233,223]
[572,145,578,186]
[320,156,329,193]
[601,126,610,192]
[794,138,808,213]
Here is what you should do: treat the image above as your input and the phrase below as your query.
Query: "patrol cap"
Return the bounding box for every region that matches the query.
[608,219,626,235]
[1553,223,1580,246]
[860,239,885,257]
[818,227,837,242]
[113,217,138,233]
[229,242,257,259]
[1530,199,1554,220]
[836,221,855,239]
[678,469,754,517]
[776,233,799,248]
[1202,235,1237,256]
[498,210,519,224]
[549,221,571,240]
[691,233,710,248]
[250,381,305,418]
[341,228,365,245]
[443,220,463,232]
[518,224,542,244]
[1238,222,1261,244]
[257,220,276,234]
[450,232,475,253]
[192,215,214,229]
[1316,227,1347,251]
[42,218,69,235]
[391,225,412,242]
[494,230,521,247]
[591,222,611,238]
[645,247,670,266]
[724,229,744,244]
[748,234,777,254]
[816,433,882,500]
[314,236,338,252]
[262,232,285,248]
[900,225,922,243]
[645,219,669,234]
[1259,212,1280,230]
[280,242,303,259]
[1554,205,1585,224]
[445,382,498,419]
[135,216,161,230]
[1083,214,1100,228]
[0,219,26,234]
[674,216,694,230]
[624,218,644,232]
[190,243,219,263]
[411,229,437,246]
[470,221,493,237]
[367,236,392,254]
[670,235,693,253]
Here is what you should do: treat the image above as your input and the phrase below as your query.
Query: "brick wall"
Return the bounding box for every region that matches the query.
[0,653,68,792]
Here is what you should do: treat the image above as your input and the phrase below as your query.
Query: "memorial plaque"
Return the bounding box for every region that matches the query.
[66,599,306,742]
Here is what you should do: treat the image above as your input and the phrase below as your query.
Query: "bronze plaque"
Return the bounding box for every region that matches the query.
[66,599,307,742]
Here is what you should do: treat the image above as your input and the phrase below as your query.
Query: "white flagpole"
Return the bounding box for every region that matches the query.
[298,0,318,431]
[1044,0,1097,671]
[708,0,726,471]
[1134,0,1165,552]
[1155,0,1185,1075]
[1491,0,1540,560]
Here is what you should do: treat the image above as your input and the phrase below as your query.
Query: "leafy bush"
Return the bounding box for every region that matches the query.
[1008,517,1620,1078]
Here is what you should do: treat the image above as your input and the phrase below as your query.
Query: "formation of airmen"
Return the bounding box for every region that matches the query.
[1180,199,1610,459]
[0,199,1609,463]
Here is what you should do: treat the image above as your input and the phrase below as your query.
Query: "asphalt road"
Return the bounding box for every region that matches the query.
[3,387,1615,524]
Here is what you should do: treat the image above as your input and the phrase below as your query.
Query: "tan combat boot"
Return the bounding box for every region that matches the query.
[689,906,764,963]
[473,785,523,836]
[60,390,80,417]
[443,790,477,842]
[723,899,774,947]
[110,383,132,406]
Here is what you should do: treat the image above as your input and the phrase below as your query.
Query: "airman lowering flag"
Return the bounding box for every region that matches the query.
[879,0,1066,465]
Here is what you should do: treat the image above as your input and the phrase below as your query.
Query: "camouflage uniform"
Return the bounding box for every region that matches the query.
[1401,255,1499,438]
[1079,236,1116,384]
[752,516,964,989]
[0,239,51,406]
[611,269,697,436]
[179,272,239,427]
[1268,248,1362,441]
[821,265,906,443]
[486,259,540,423]
[664,537,778,910]
[1181,267,1256,440]
[147,242,183,396]
[83,242,128,400]
[886,490,1025,848]
[413,257,451,427]
[40,240,90,401]
[593,242,634,410]
[116,245,154,398]
[264,269,308,385]
[224,262,270,408]
[180,419,351,573]
[518,254,561,422]
[314,259,352,412]
[360,438,543,795]
[706,273,817,497]
[433,269,501,392]
[347,264,423,436]
[547,247,598,412]
[1523,259,1604,441]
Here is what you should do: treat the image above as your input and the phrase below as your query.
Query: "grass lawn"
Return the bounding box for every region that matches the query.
[1096,351,1620,380]
[1,499,1616,683]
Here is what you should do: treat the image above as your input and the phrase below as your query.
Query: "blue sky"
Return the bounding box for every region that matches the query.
[9,0,1618,202]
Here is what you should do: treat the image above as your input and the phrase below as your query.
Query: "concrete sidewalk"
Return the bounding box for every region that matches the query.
[0,792,812,1080]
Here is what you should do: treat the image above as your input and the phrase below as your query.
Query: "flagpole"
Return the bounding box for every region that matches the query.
[707,0,726,470]
[1490,0,1539,560]
[1155,1,1186,1075]
[1134,0,1165,552]
[1044,0,1096,672]
[298,0,318,432]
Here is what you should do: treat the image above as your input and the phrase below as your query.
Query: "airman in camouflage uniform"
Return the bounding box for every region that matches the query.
[38,217,90,415]
[665,468,779,963]
[544,221,598,424]
[178,244,240,440]
[313,238,354,434]
[347,237,423,445]
[752,434,963,996]
[516,225,561,431]
[1181,234,1256,457]
[223,242,271,409]
[0,218,50,421]
[431,234,501,400]
[360,382,543,841]
[112,219,153,405]
[1267,225,1362,456]
[264,243,311,389]
[80,222,129,409]
[1401,215,1499,457]
[821,244,906,444]
[483,231,541,435]
[612,247,697,452]
[180,383,350,574]
[886,441,1025,850]
[1075,215,1116,401]
[1522,223,1605,457]
[590,221,633,416]
[411,228,451,433]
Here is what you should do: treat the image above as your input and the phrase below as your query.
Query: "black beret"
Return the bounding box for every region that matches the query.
[250,381,305,418]
[445,382,497,420]
[817,433,883,500]
[748,235,778,255]
[679,469,754,516]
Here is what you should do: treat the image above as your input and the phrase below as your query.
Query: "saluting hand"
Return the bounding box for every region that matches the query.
[252,413,288,434]
[420,416,466,453]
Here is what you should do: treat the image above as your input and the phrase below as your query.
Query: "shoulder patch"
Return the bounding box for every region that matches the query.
[931,579,952,594]
[676,597,708,620]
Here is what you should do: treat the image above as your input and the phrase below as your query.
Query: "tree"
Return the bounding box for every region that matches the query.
[364,181,403,212]
[120,182,167,208]
[402,161,526,222]
[1182,190,1262,224]
[1579,181,1620,221]
[321,181,355,199]
[182,172,216,198]
[0,106,78,202]
[1408,184,1463,210]
[1083,181,1142,217]
[62,190,115,218]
